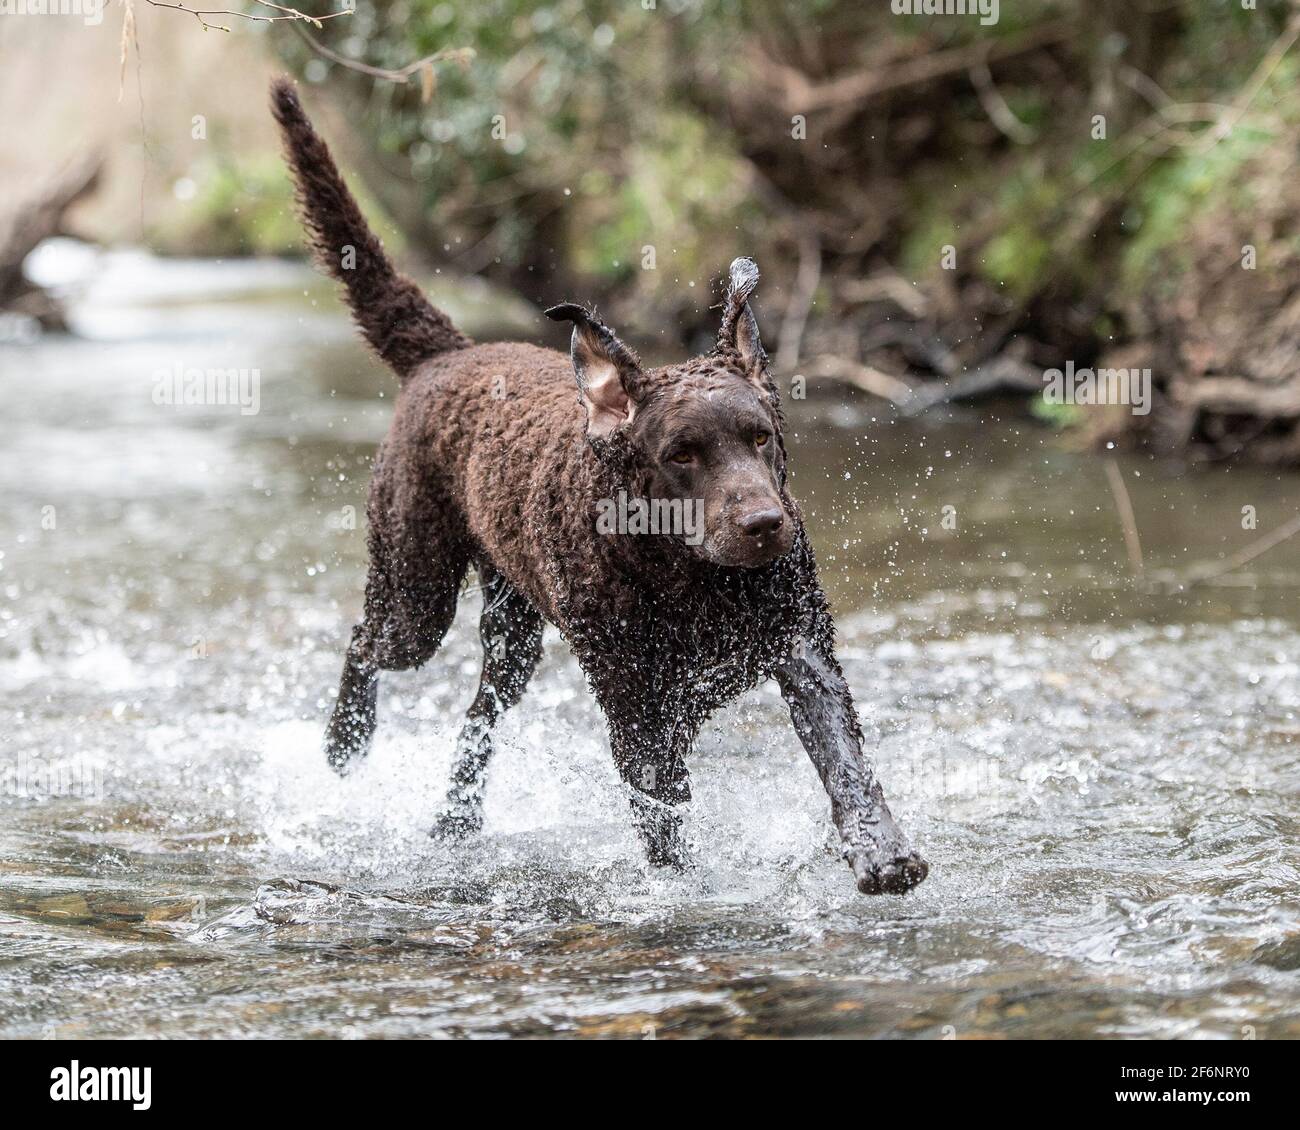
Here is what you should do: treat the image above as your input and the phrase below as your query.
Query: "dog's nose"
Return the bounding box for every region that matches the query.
[738,507,784,537]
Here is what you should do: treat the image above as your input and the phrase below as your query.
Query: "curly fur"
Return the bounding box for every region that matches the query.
[271,80,469,376]
[273,80,927,894]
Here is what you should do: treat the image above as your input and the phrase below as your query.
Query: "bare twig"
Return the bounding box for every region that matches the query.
[839,272,929,319]
[776,228,820,372]
[293,24,474,85]
[142,0,351,33]
[1184,512,1300,587]
[1197,9,1300,152]
[1118,63,1174,111]
[1174,376,1300,418]
[969,56,1036,145]
[118,0,136,101]
[137,2,473,89]
[1104,459,1145,581]
[760,19,1074,115]
[800,351,1045,415]
[800,355,920,409]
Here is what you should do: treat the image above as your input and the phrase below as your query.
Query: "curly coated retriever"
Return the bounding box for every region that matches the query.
[272,80,927,895]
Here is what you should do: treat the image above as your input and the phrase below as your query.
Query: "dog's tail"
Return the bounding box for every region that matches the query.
[270,79,469,378]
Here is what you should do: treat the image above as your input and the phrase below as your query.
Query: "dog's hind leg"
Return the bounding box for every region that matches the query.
[430,566,544,840]
[325,534,469,774]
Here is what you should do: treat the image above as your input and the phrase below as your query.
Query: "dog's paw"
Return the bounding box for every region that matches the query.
[323,725,369,776]
[644,842,691,872]
[429,807,483,842]
[848,849,929,895]
[324,744,355,776]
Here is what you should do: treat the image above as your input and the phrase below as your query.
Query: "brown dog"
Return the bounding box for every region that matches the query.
[272,80,927,895]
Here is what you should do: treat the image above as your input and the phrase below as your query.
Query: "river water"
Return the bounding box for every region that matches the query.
[1,246,1297,1038]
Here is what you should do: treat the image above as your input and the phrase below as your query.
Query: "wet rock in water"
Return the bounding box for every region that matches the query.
[25,894,92,924]
[1250,935,1300,972]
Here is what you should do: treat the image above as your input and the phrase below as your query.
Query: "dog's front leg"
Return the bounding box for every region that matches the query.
[607,718,692,871]
[774,635,928,895]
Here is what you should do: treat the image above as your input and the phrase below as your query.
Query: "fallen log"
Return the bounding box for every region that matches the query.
[801,351,1043,415]
[0,153,102,331]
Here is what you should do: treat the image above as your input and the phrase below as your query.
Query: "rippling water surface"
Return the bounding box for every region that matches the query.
[2,247,1298,1038]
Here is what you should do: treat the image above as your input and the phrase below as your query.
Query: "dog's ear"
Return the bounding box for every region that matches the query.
[545,303,645,438]
[716,257,768,384]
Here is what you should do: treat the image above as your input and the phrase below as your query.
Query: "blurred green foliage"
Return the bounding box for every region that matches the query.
[1030,394,1082,429]
[149,155,305,257]
[148,150,403,258]
[266,0,1299,350]
[279,0,775,316]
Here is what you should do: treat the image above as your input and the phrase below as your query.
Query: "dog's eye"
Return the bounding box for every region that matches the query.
[668,451,694,465]
[755,432,770,448]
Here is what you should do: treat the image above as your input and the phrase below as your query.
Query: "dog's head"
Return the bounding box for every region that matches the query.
[546,258,794,569]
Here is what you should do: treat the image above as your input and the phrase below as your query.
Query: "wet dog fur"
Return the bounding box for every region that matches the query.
[271,79,927,894]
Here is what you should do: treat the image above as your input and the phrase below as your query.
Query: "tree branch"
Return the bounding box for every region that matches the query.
[142,0,351,34]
